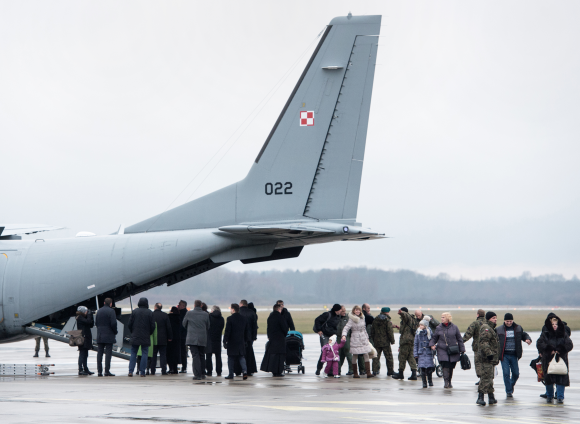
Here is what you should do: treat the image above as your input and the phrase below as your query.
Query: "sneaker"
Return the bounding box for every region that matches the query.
[128,372,133,377]
[334,375,340,379]
[507,393,513,398]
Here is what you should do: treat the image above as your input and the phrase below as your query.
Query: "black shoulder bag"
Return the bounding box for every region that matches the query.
[444,329,460,356]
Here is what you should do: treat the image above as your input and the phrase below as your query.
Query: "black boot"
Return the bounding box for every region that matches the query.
[387,369,394,376]
[408,369,418,381]
[421,371,427,388]
[443,368,450,388]
[476,392,486,406]
[391,370,404,380]
[45,351,50,358]
[427,371,433,387]
[488,393,497,405]
[448,368,454,388]
[33,351,39,358]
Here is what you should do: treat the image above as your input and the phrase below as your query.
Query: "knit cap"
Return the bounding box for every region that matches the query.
[420,319,430,328]
[423,315,431,322]
[504,313,514,320]
[381,307,390,313]
[331,304,342,312]
[486,311,497,320]
[401,307,409,313]
[329,335,337,345]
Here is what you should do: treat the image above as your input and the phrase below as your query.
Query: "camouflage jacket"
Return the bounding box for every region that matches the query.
[371,314,395,348]
[478,320,499,365]
[399,311,417,346]
[463,316,485,352]
[336,314,351,351]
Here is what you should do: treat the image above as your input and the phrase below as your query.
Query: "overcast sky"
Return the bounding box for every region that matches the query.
[2,1,579,279]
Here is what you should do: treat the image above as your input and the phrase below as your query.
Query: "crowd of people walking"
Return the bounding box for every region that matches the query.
[62,298,573,406]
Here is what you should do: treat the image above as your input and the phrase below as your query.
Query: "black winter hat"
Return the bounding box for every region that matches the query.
[401,307,409,313]
[331,304,342,312]
[485,311,497,320]
[504,313,514,320]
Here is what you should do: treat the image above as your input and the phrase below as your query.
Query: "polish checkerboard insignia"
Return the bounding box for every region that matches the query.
[300,111,314,126]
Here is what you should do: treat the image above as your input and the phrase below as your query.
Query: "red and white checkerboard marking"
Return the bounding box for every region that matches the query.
[300,111,314,126]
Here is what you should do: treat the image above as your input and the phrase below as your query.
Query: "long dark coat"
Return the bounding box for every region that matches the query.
[95,305,117,344]
[153,309,173,346]
[128,298,155,346]
[223,312,249,356]
[429,322,465,362]
[76,312,94,350]
[266,311,288,354]
[537,314,573,386]
[239,306,258,341]
[281,308,295,332]
[167,312,182,364]
[209,311,225,353]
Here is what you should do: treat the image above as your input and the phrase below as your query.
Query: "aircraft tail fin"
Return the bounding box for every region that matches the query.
[126,15,381,234]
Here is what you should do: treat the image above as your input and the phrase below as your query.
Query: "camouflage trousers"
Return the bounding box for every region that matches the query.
[478,362,495,394]
[474,351,483,378]
[35,336,49,352]
[398,343,417,372]
[372,346,394,374]
[339,346,352,374]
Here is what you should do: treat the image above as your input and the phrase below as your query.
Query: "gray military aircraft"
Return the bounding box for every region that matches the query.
[0,14,383,343]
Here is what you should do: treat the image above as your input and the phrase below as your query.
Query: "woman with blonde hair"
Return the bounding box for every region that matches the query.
[341,305,375,378]
[429,312,465,388]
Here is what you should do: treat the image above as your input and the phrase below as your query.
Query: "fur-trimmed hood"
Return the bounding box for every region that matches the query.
[544,313,566,337]
[348,312,361,323]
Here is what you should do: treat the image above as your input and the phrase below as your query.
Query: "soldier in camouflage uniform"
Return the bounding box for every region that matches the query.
[371,307,396,376]
[413,310,440,333]
[392,307,418,380]
[336,305,353,375]
[476,311,500,406]
[463,309,486,384]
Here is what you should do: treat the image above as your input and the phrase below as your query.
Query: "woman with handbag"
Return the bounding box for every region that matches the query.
[429,312,465,388]
[536,313,573,404]
[76,306,95,376]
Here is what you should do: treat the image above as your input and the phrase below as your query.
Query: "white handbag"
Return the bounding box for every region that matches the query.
[547,355,568,375]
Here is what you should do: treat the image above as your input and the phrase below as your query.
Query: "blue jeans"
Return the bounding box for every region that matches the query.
[129,344,150,375]
[500,354,519,394]
[546,384,565,400]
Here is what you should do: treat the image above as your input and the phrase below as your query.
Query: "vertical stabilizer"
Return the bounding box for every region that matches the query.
[126,15,380,234]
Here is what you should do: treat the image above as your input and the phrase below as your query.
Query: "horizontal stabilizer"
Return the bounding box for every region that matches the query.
[0,224,65,237]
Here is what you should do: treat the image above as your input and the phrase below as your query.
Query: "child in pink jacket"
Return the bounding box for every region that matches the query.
[321,335,345,378]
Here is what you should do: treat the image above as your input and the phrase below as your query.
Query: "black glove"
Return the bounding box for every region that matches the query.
[487,355,494,361]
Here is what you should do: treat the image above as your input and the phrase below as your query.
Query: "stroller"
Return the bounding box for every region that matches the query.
[284,331,305,374]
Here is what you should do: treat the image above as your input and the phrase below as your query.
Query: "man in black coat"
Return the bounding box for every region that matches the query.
[207,306,225,376]
[178,300,188,373]
[239,299,258,376]
[277,300,295,332]
[223,303,250,380]
[260,303,288,376]
[152,303,173,375]
[496,313,532,397]
[313,304,342,375]
[127,297,155,377]
[95,297,118,377]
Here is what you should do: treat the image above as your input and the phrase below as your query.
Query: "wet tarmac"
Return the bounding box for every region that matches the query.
[0,332,577,423]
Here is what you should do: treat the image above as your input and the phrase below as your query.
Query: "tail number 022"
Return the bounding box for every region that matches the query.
[265,182,292,195]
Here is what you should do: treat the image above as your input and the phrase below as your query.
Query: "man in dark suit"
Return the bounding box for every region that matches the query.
[223,303,250,380]
[95,297,118,377]
[238,299,258,376]
[178,300,188,373]
[152,303,173,375]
